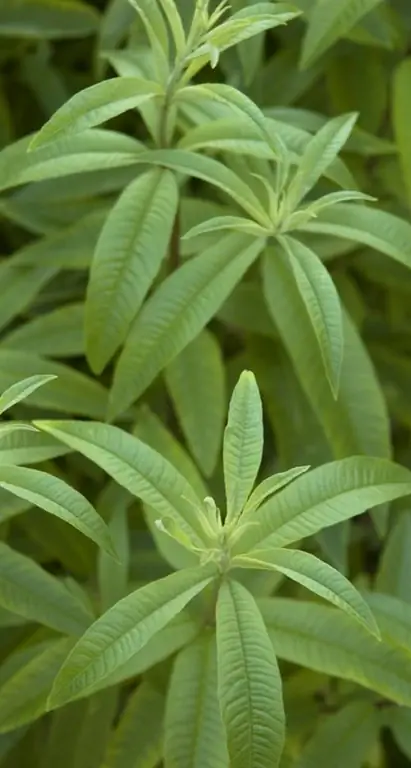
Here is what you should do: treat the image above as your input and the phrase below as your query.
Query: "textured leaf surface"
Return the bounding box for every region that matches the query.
[224,371,263,524]
[0,429,69,466]
[165,330,226,478]
[216,579,285,768]
[31,77,163,148]
[260,597,411,706]
[234,456,411,552]
[34,420,210,547]
[49,564,216,707]
[0,542,93,635]
[164,633,228,768]
[0,374,56,414]
[110,233,265,419]
[243,467,310,516]
[233,549,379,635]
[86,169,178,373]
[0,465,115,555]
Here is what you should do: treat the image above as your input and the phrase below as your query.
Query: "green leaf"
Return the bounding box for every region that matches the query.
[49,563,216,708]
[2,303,85,358]
[0,429,70,466]
[0,0,99,39]
[98,487,130,612]
[299,204,411,271]
[30,78,163,149]
[0,374,56,415]
[103,681,165,768]
[260,597,411,706]
[388,707,411,761]
[277,235,343,397]
[243,467,310,516]
[183,215,268,239]
[216,579,285,768]
[300,0,383,69]
[0,638,74,734]
[296,701,380,768]
[233,456,411,553]
[262,249,390,459]
[232,549,379,636]
[0,351,109,418]
[361,591,411,653]
[165,330,226,478]
[164,632,228,768]
[110,233,265,420]
[0,130,144,193]
[223,370,263,525]
[393,58,411,207]
[34,420,212,548]
[284,113,357,210]
[0,541,93,635]
[0,465,116,557]
[134,149,270,225]
[376,512,411,602]
[86,169,178,373]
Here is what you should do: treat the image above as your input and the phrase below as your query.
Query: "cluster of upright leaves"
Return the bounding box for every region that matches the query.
[2,0,411,766]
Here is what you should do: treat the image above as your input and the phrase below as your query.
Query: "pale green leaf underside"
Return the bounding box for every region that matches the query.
[0,374,56,415]
[243,466,310,516]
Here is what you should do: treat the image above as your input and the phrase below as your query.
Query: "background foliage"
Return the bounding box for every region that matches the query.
[1,0,411,766]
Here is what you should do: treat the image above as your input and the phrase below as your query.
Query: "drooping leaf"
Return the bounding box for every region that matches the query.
[223,370,263,525]
[0,541,93,636]
[233,456,411,552]
[165,330,226,478]
[49,563,216,707]
[110,233,265,420]
[300,0,383,69]
[0,465,116,556]
[299,203,411,271]
[34,420,212,548]
[103,681,165,768]
[164,632,228,768]
[232,549,379,636]
[0,638,74,734]
[260,597,411,706]
[30,78,163,149]
[86,169,179,373]
[216,579,285,768]
[296,701,380,768]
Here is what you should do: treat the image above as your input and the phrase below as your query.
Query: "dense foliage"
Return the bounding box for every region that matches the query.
[1,0,411,766]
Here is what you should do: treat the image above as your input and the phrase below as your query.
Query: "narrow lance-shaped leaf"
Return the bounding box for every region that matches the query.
[33,420,213,548]
[243,466,310,516]
[86,169,178,373]
[0,465,116,557]
[103,681,165,768]
[165,330,226,478]
[224,371,263,525]
[278,235,344,397]
[0,541,93,636]
[232,549,379,637]
[0,374,56,415]
[164,632,229,768]
[260,597,411,707]
[110,233,265,420]
[216,579,285,768]
[49,563,216,708]
[298,203,411,271]
[233,456,411,553]
[0,0,99,40]
[30,77,163,149]
[284,113,357,211]
[393,58,411,208]
[300,0,383,69]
